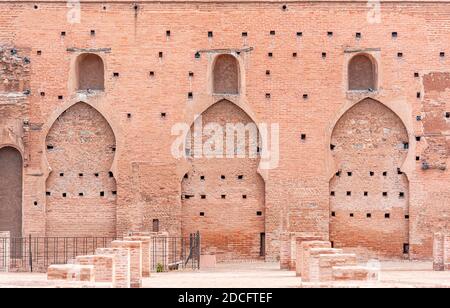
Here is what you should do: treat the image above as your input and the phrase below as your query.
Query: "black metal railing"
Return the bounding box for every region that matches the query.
[0,233,201,273]
[0,235,117,272]
[150,232,201,272]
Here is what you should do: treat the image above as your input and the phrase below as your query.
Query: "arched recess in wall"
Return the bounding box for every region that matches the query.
[213,54,240,94]
[329,98,410,258]
[348,53,377,91]
[0,146,23,237]
[181,99,265,261]
[45,102,117,237]
[76,53,105,91]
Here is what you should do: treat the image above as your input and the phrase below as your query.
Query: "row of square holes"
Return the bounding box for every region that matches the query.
[336,170,404,177]
[47,145,116,153]
[198,211,263,217]
[185,148,261,157]
[34,3,290,12]
[35,64,448,116]
[55,28,439,44]
[44,122,442,151]
[265,51,446,59]
[33,45,450,121]
[46,191,116,197]
[33,47,434,103]
[415,110,450,161]
[54,171,115,178]
[27,14,445,173]
[416,113,450,121]
[184,194,248,200]
[49,168,115,196]
[331,142,409,151]
[184,174,244,181]
[331,191,405,198]
[336,171,400,177]
[184,175,247,200]
[331,212,409,219]
[52,30,444,64]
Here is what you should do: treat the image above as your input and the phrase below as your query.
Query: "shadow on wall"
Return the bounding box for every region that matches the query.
[0,146,22,237]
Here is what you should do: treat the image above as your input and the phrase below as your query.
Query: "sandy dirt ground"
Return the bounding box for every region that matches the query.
[0,261,449,288]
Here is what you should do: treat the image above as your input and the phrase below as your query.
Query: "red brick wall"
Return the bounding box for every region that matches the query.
[0,1,449,261]
[0,46,30,93]
[411,72,450,258]
[182,100,265,261]
[330,98,410,259]
[45,102,117,236]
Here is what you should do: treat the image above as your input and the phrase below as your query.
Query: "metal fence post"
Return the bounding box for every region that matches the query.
[197,231,201,270]
[29,234,32,272]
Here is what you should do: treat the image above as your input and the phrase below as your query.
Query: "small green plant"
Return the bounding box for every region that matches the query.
[156,263,164,273]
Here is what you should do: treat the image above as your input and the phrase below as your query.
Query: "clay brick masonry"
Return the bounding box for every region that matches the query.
[0,0,450,262]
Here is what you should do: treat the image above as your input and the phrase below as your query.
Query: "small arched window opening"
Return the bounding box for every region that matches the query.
[213,54,239,94]
[76,53,105,91]
[348,54,377,91]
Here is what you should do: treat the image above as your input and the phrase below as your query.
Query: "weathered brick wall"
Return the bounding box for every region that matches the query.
[126,162,181,236]
[411,72,450,258]
[0,46,30,93]
[45,102,117,236]
[182,100,265,261]
[330,98,410,259]
[0,1,449,261]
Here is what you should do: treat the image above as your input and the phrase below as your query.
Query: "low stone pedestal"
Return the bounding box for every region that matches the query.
[76,255,115,283]
[47,264,94,282]
[298,241,332,278]
[96,247,131,288]
[112,240,142,288]
[124,235,151,277]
